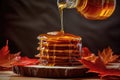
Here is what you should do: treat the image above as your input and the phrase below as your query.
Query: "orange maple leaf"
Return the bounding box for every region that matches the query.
[98,47,119,64]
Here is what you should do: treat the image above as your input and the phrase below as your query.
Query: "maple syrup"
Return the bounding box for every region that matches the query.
[57,1,66,33]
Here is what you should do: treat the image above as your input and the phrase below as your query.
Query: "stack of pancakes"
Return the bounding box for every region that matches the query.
[37,31,82,66]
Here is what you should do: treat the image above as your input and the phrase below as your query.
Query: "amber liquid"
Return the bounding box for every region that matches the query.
[58,2,66,33]
[77,0,116,20]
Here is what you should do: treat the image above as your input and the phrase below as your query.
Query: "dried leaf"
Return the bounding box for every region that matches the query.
[80,57,106,73]
[80,57,120,78]
[0,41,21,70]
[98,47,119,64]
[0,40,39,70]
[13,57,39,66]
[0,52,21,68]
[81,47,92,57]
[81,47,97,62]
[82,54,98,63]
[0,40,9,57]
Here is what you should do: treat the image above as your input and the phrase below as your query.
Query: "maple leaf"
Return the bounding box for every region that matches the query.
[98,47,119,64]
[81,47,92,57]
[13,57,39,66]
[0,40,9,56]
[80,57,120,78]
[80,57,106,73]
[0,52,21,67]
[0,40,21,70]
[0,40,39,70]
[81,47,97,62]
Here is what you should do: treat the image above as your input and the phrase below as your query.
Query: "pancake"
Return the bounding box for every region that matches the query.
[37,31,82,66]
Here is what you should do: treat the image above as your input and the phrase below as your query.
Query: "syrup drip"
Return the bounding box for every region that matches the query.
[58,1,66,34]
[68,40,72,63]
[53,44,56,66]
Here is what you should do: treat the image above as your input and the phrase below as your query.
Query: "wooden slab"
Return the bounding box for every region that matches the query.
[12,65,88,78]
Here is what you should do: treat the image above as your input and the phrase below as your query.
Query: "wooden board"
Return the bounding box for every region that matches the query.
[12,65,89,78]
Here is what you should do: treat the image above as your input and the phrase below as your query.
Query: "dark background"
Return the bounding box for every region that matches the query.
[0,0,120,57]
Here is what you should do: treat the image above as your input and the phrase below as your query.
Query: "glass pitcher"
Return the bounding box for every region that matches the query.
[57,0,116,20]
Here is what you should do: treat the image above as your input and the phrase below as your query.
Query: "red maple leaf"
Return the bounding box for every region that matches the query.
[0,40,21,70]
[13,57,39,66]
[0,40,9,56]
[0,40,39,70]
[80,57,120,78]
[81,47,97,62]
[81,47,92,57]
